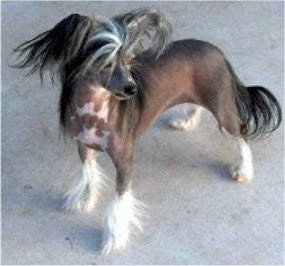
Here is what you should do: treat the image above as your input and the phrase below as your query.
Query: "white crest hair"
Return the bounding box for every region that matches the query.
[83,9,171,73]
[85,18,123,71]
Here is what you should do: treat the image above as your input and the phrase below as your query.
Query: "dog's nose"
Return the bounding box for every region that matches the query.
[124,84,137,95]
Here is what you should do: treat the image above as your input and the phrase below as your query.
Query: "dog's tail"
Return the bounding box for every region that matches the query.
[227,61,282,139]
[13,14,92,82]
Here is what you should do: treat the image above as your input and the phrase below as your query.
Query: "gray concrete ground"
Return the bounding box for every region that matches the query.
[1,1,284,265]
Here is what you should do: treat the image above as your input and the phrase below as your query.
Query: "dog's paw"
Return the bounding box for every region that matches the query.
[231,165,253,183]
[169,119,189,131]
[232,171,249,183]
[79,199,96,213]
[102,236,126,254]
[169,118,199,131]
[62,194,96,213]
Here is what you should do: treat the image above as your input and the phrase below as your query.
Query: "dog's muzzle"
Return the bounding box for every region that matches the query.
[114,84,138,100]
[124,84,137,95]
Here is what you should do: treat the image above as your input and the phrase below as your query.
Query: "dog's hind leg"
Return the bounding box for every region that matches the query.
[211,110,254,183]
[169,104,203,131]
[103,138,143,253]
[205,90,254,183]
[63,143,107,213]
[208,103,254,183]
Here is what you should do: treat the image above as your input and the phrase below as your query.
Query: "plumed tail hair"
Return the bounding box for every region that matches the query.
[13,14,92,82]
[228,62,282,139]
[236,85,282,139]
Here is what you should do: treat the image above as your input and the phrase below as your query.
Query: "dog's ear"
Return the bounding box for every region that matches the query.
[114,8,172,58]
[13,14,92,81]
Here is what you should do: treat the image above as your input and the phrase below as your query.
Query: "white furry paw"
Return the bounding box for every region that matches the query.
[169,119,190,131]
[102,233,128,254]
[63,192,95,213]
[63,160,110,213]
[102,191,144,254]
[231,164,253,183]
[169,119,188,130]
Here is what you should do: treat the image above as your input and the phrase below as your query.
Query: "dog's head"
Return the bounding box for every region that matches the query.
[14,9,171,100]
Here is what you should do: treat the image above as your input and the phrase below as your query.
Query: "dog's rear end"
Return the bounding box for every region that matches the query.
[134,39,281,183]
[134,39,281,140]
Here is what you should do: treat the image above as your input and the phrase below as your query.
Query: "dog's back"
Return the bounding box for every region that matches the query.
[133,39,281,139]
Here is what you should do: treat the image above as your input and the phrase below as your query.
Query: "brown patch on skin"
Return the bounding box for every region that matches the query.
[65,82,117,143]
[79,114,99,129]
[64,83,119,154]
[96,118,111,132]
[74,83,111,111]
[95,130,104,137]
[91,89,111,112]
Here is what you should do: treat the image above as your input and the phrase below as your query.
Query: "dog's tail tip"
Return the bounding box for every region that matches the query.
[236,85,282,139]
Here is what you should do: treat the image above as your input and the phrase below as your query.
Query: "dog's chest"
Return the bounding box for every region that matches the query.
[71,87,113,151]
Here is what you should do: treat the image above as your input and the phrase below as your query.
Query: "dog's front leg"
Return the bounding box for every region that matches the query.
[103,136,143,253]
[63,142,108,213]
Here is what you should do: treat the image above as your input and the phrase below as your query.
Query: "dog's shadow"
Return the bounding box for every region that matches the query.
[68,224,103,253]
[29,191,104,252]
[204,160,233,182]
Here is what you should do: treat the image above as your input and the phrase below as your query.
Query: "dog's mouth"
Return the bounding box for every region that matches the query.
[114,92,132,101]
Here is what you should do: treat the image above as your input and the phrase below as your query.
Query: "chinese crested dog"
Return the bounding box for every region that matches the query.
[14,9,282,253]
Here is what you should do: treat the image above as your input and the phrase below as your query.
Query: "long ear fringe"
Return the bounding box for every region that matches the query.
[13,14,92,82]
[114,8,172,58]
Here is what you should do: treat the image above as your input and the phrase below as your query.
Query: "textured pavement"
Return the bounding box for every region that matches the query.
[1,1,284,264]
